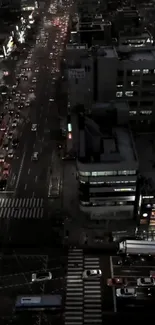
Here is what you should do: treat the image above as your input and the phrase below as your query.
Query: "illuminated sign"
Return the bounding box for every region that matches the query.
[68,68,85,79]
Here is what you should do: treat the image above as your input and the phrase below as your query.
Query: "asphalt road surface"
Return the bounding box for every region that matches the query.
[110,255,155,313]
[9,10,66,198]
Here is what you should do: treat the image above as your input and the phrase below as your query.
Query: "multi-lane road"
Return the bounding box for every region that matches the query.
[7,14,64,198]
[0,249,155,322]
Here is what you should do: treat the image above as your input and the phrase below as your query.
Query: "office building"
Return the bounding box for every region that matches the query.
[66,42,155,128]
[76,102,139,222]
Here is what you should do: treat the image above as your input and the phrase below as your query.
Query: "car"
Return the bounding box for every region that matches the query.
[7,132,13,140]
[7,149,14,158]
[29,88,35,93]
[8,108,14,115]
[12,138,19,148]
[12,120,18,128]
[0,154,5,163]
[107,277,128,287]
[32,271,52,282]
[3,140,9,150]
[21,94,26,100]
[31,124,37,131]
[35,67,39,72]
[137,277,155,287]
[49,98,54,102]
[25,100,30,107]
[3,163,10,177]
[82,269,102,279]
[32,152,38,161]
[0,179,7,190]
[116,288,137,298]
[32,77,37,83]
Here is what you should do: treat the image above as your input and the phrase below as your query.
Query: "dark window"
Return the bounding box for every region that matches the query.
[117,70,124,77]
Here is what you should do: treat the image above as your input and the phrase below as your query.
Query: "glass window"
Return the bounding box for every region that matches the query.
[129,110,137,116]
[79,171,90,176]
[132,69,140,75]
[143,69,149,74]
[125,91,133,97]
[116,91,123,98]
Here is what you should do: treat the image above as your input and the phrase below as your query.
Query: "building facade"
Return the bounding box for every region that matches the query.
[76,103,139,220]
[66,44,155,127]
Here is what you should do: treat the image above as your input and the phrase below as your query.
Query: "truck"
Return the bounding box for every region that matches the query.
[118,240,155,256]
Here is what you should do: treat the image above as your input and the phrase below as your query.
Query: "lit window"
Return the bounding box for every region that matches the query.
[114,188,135,192]
[132,69,140,75]
[143,69,149,74]
[140,110,152,115]
[125,91,133,97]
[79,171,90,176]
[116,91,123,98]
[129,110,137,116]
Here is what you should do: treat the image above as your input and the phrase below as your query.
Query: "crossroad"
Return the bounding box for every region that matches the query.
[65,248,102,325]
[0,198,44,219]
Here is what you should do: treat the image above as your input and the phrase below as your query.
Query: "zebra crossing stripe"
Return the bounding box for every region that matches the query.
[0,198,44,219]
[65,249,84,325]
[83,256,102,324]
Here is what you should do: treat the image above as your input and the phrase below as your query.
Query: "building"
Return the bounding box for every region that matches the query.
[66,42,155,128]
[76,102,139,223]
[0,0,21,24]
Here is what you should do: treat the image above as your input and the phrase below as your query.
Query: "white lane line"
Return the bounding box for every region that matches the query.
[110,256,117,313]
[28,168,31,175]
[24,184,27,190]
[35,176,38,183]
[15,149,26,191]
[32,192,35,198]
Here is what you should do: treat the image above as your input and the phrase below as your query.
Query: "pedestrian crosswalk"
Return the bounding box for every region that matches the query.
[65,248,83,325]
[84,257,102,324]
[0,198,44,219]
[65,249,102,325]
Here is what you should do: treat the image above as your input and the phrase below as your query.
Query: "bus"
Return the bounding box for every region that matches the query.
[48,177,60,198]
[15,295,62,312]
[118,240,155,256]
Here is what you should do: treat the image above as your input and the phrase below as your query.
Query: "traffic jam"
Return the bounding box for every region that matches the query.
[109,239,155,312]
[0,6,69,192]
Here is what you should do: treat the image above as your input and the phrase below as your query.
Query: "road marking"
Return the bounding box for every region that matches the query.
[32,192,35,198]
[35,176,38,183]
[15,149,26,191]
[28,168,31,174]
[110,256,117,313]
[24,184,27,190]
[10,174,16,186]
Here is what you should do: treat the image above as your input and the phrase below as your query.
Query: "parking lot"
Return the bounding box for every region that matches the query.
[0,254,67,318]
[110,255,155,313]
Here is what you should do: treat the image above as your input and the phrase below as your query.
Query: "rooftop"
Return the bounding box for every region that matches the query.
[78,110,138,169]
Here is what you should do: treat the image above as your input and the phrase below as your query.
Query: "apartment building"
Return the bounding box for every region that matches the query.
[77,102,139,220]
[66,42,155,126]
